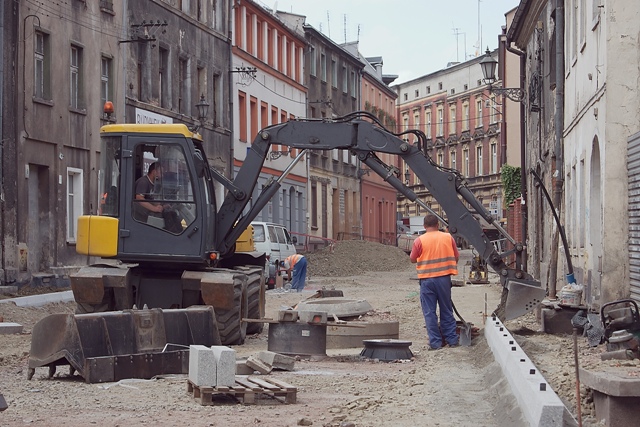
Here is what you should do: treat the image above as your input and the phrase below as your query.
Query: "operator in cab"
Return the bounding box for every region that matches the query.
[133,162,164,223]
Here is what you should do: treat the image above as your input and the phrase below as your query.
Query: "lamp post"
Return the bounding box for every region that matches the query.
[194,94,209,131]
[479,48,525,103]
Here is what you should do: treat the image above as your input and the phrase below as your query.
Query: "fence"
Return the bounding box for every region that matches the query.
[290,232,335,254]
[335,231,397,246]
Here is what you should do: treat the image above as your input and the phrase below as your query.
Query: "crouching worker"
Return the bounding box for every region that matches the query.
[282,254,307,292]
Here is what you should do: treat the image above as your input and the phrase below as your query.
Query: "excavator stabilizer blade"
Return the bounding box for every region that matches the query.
[29,306,221,383]
[503,278,546,321]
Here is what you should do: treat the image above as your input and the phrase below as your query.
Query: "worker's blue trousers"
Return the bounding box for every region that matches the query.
[419,275,459,349]
[291,256,307,291]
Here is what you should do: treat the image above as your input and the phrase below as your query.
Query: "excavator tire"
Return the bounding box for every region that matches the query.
[215,271,247,346]
[243,267,265,335]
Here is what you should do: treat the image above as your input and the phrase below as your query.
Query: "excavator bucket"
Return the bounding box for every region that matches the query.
[503,278,547,321]
[28,306,221,383]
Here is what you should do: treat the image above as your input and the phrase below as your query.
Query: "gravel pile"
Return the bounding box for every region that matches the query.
[305,240,411,277]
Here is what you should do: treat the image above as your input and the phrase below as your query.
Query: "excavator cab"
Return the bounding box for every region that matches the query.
[88,125,214,265]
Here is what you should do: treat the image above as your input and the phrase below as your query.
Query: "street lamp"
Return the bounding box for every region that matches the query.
[194,94,209,131]
[479,48,525,103]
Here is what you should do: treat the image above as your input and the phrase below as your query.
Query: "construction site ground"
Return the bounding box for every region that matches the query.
[0,240,635,426]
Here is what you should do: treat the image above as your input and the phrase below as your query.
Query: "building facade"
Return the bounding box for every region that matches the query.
[2,0,233,286]
[302,25,364,242]
[393,54,505,239]
[232,2,308,235]
[509,0,640,307]
[345,49,399,245]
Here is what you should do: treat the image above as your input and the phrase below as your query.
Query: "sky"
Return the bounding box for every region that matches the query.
[264,0,520,84]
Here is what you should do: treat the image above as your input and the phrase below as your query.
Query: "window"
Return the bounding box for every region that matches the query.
[320,53,326,82]
[238,91,247,142]
[99,0,114,13]
[178,57,188,114]
[437,107,443,136]
[463,147,469,177]
[67,168,84,242]
[350,71,356,97]
[463,103,469,131]
[449,105,456,134]
[415,89,419,98]
[489,96,497,124]
[309,46,316,77]
[403,93,408,101]
[438,82,443,90]
[425,111,432,139]
[34,31,50,99]
[413,111,420,130]
[311,181,317,228]
[212,73,220,126]
[331,58,337,88]
[464,84,468,91]
[592,0,601,26]
[277,34,283,71]
[426,86,430,94]
[100,56,113,111]
[70,45,83,109]
[476,146,483,175]
[476,98,483,128]
[437,152,444,167]
[132,143,196,234]
[159,47,169,108]
[342,65,348,93]
[450,89,455,95]
[250,96,258,143]
[450,150,456,170]
[260,101,268,130]
[490,142,497,173]
[256,20,264,60]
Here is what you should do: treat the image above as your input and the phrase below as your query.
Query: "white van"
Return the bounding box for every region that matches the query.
[250,221,297,288]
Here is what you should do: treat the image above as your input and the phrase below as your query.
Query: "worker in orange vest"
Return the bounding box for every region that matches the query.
[410,214,460,350]
[282,254,307,292]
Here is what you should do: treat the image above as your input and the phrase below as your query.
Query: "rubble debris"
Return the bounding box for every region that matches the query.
[257,351,295,371]
[305,240,410,277]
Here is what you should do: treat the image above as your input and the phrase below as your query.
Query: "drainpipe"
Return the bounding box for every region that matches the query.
[228,1,235,182]
[505,42,528,271]
[549,0,566,298]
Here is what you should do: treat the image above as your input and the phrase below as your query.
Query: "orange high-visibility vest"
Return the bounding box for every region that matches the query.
[285,254,304,270]
[415,231,458,279]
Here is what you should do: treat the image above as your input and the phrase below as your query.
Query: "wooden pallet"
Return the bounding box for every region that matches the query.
[187,375,297,405]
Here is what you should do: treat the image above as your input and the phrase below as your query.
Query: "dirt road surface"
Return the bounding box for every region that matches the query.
[0,241,628,426]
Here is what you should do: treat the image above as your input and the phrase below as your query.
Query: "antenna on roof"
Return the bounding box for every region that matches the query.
[344,14,347,43]
[357,24,360,43]
[326,10,330,37]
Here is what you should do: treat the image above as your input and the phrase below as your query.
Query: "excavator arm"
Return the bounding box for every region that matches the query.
[217,112,545,320]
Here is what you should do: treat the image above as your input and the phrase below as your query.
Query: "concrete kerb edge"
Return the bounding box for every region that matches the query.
[485,316,568,427]
[0,290,75,307]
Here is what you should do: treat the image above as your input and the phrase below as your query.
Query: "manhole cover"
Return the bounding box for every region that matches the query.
[360,339,413,361]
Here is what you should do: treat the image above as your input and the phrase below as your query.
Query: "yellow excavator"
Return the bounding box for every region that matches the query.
[28,112,544,383]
